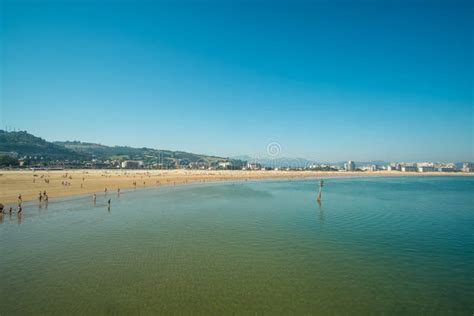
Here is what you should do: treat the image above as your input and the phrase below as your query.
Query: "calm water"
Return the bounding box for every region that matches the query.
[1,176,473,315]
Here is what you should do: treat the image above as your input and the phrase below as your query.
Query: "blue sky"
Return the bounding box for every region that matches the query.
[1,0,472,162]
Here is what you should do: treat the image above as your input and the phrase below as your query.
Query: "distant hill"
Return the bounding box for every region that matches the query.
[0,130,84,160]
[0,130,244,167]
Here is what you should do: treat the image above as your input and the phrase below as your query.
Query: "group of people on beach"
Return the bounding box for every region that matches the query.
[0,189,51,221]
[0,204,19,216]
[38,190,49,202]
[0,194,24,218]
[92,192,112,209]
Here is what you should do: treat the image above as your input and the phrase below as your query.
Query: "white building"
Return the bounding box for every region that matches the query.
[218,161,232,169]
[401,165,417,172]
[418,166,435,173]
[387,165,398,171]
[344,160,355,171]
[438,166,455,172]
[368,165,378,172]
[247,162,262,170]
[121,160,144,169]
[462,163,473,172]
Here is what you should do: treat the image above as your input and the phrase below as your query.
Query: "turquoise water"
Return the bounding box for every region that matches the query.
[1,176,473,314]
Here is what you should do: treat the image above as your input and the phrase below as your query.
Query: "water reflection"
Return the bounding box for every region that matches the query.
[316,199,325,223]
[38,201,49,212]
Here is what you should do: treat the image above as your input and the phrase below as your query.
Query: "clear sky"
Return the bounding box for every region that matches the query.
[1,0,473,162]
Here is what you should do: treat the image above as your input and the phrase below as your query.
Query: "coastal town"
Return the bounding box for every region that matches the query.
[2,130,472,206]
[1,130,472,173]
[2,153,473,173]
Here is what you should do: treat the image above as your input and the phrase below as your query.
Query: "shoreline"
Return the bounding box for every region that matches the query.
[1,169,472,205]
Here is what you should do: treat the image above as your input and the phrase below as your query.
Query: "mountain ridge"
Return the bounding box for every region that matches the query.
[0,130,244,167]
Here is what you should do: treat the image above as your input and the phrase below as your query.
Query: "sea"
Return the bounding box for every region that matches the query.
[1,176,473,314]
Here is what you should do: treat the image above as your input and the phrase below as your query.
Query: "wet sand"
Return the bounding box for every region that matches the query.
[0,169,471,204]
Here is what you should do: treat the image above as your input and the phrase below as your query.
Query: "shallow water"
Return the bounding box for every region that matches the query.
[1,177,473,314]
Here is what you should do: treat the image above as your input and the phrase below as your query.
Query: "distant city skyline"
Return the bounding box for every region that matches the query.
[1,0,473,162]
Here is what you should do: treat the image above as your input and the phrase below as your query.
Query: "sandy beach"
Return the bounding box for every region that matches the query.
[0,169,471,205]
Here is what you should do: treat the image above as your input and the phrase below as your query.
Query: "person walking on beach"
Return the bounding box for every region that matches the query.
[39,192,43,202]
[18,194,22,202]
[17,204,23,215]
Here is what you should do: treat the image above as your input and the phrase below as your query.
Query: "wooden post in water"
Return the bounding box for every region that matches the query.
[317,179,324,202]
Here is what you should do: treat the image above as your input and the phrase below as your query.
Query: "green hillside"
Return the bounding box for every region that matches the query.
[0,130,84,160]
[0,130,244,168]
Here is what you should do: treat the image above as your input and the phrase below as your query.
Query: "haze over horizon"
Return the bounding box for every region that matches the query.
[1,0,473,162]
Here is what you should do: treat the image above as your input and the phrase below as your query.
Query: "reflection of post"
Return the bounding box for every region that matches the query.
[317,179,324,202]
[317,199,325,223]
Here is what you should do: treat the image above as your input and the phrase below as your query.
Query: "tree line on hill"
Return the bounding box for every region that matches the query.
[0,130,244,169]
